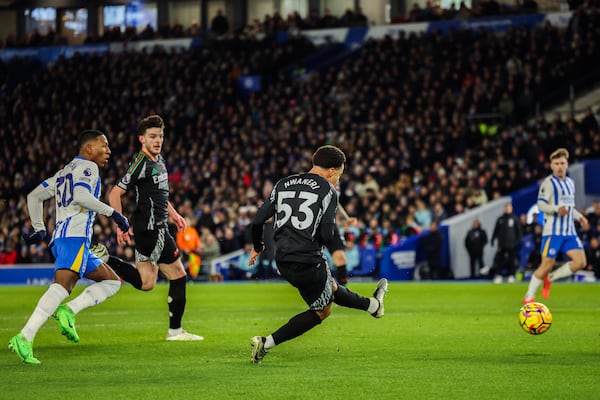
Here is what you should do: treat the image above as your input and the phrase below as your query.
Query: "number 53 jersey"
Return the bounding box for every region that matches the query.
[256,172,338,264]
[41,156,102,242]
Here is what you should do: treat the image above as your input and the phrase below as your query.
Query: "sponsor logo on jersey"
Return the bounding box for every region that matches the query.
[153,172,168,184]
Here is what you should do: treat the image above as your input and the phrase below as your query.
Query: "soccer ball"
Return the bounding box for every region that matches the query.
[518,302,552,335]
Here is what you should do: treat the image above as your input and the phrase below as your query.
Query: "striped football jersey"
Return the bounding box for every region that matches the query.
[43,156,102,241]
[538,174,578,237]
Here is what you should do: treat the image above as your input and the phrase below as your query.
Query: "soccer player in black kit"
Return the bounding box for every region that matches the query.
[249,145,388,363]
[102,114,203,341]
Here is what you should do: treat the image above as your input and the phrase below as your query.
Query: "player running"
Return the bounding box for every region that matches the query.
[101,114,202,341]
[9,130,129,364]
[523,148,588,303]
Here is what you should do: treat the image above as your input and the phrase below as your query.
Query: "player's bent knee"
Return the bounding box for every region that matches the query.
[104,279,121,296]
[140,281,156,291]
[572,258,587,271]
[315,305,332,320]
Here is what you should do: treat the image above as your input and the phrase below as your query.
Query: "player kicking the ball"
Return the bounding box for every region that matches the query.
[248,145,388,364]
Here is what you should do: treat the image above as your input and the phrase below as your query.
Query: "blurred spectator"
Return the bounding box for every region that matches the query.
[579,107,599,134]
[525,224,543,271]
[176,217,203,279]
[464,218,488,279]
[421,221,445,279]
[229,242,256,280]
[399,215,421,238]
[578,218,595,245]
[432,202,448,223]
[344,232,361,274]
[469,186,488,207]
[585,200,600,234]
[26,243,53,264]
[211,9,230,37]
[454,1,472,19]
[0,241,18,264]
[585,237,600,279]
[218,226,242,255]
[199,229,221,280]
[355,173,380,198]
[520,213,537,236]
[414,199,432,230]
[490,203,522,283]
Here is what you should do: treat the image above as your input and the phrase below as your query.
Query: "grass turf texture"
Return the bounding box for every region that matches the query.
[1,281,599,400]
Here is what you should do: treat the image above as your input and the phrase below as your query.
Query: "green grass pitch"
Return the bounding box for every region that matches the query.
[1,281,599,400]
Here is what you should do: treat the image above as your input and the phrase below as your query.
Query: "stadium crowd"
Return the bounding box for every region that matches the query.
[2,0,582,48]
[0,5,599,280]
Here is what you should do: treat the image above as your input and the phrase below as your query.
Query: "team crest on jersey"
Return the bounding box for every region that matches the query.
[83,168,92,176]
[548,248,556,256]
[122,173,131,184]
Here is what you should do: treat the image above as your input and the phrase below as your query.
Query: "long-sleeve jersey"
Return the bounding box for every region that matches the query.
[251,173,338,264]
[537,174,583,237]
[27,156,114,242]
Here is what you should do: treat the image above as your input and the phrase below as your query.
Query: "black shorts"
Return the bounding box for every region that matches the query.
[277,260,334,311]
[327,229,345,253]
[134,228,180,265]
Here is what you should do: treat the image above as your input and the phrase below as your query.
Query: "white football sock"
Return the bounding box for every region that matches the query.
[22,283,69,341]
[525,276,543,300]
[168,328,183,336]
[367,298,379,314]
[549,262,573,281]
[66,280,121,314]
[264,335,275,350]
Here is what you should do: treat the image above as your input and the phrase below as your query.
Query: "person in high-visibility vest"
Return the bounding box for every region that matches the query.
[176,218,202,278]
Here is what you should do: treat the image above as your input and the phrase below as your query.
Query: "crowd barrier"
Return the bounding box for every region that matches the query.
[0,264,55,285]
[0,264,89,285]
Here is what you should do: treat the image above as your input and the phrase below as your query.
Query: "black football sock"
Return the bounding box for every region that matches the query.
[271,310,322,346]
[333,285,370,311]
[336,264,348,286]
[168,276,187,329]
[107,256,143,290]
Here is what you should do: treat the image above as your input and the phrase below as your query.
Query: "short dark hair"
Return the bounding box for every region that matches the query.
[312,145,346,169]
[78,129,104,148]
[138,114,165,136]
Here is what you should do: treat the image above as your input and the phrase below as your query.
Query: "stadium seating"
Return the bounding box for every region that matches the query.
[1,8,599,283]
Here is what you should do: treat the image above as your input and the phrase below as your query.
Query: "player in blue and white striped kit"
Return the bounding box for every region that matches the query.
[9,130,130,364]
[523,148,589,304]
